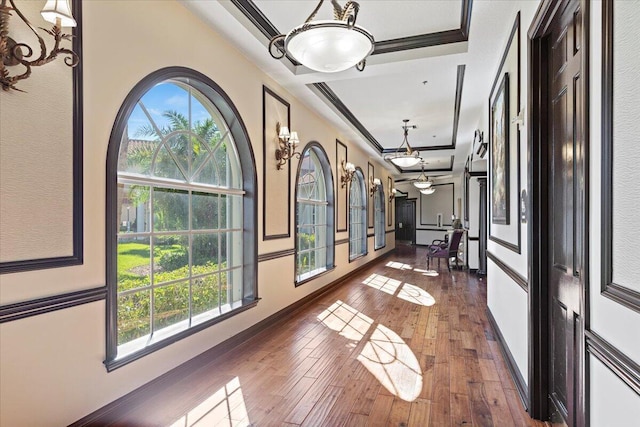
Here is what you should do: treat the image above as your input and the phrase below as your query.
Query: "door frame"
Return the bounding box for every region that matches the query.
[394,198,416,244]
[528,0,589,424]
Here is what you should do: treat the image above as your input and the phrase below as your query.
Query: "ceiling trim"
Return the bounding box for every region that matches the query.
[373,0,473,55]
[311,82,385,153]
[398,155,455,174]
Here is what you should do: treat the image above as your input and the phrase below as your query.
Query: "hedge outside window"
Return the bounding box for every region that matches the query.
[349,169,367,260]
[106,68,257,370]
[295,143,335,284]
[374,185,386,250]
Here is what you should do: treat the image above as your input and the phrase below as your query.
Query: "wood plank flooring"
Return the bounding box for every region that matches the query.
[82,245,548,426]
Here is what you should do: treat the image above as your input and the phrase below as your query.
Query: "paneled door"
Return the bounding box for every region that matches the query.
[395,199,415,244]
[546,0,586,425]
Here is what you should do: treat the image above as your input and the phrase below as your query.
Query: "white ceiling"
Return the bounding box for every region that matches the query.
[181,0,523,178]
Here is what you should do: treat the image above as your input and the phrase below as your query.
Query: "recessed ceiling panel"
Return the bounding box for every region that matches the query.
[326,63,461,150]
[253,0,462,41]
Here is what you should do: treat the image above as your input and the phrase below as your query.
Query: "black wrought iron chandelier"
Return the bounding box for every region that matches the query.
[268,0,374,73]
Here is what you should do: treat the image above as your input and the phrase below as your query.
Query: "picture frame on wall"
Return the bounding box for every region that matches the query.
[490,72,510,225]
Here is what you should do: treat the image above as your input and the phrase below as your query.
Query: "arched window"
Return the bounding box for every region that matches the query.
[295,143,335,285]
[105,68,257,369]
[349,169,367,260]
[374,184,386,250]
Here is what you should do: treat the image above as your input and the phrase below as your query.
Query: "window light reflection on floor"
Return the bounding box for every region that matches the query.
[412,268,440,277]
[385,261,414,270]
[357,324,423,401]
[363,274,437,307]
[317,300,374,341]
[168,377,250,427]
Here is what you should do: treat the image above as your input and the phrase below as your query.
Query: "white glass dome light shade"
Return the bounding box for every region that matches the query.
[389,155,421,168]
[413,180,432,190]
[285,21,374,73]
[420,187,436,195]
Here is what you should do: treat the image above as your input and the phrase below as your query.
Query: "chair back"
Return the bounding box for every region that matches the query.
[447,230,464,257]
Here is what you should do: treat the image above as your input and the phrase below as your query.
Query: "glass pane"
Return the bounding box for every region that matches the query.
[152,145,186,181]
[119,138,159,176]
[117,183,150,234]
[219,232,227,268]
[226,195,243,230]
[153,235,189,283]
[165,133,190,178]
[192,233,219,275]
[220,270,229,307]
[191,273,219,317]
[153,281,189,331]
[192,192,218,230]
[193,153,221,186]
[226,231,243,269]
[117,237,151,292]
[118,289,150,345]
[153,187,188,231]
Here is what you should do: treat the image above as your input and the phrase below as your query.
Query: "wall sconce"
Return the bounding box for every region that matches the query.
[0,0,80,92]
[275,122,301,170]
[389,188,397,202]
[340,160,355,188]
[369,177,381,197]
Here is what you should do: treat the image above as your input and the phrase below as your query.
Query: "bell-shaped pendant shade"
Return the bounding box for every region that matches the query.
[41,0,77,27]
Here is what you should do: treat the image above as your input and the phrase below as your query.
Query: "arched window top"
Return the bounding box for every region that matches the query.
[297,148,327,203]
[118,80,242,190]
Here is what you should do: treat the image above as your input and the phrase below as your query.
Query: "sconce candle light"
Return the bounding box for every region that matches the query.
[389,187,397,202]
[340,160,355,188]
[275,122,301,170]
[369,177,381,197]
[0,0,80,92]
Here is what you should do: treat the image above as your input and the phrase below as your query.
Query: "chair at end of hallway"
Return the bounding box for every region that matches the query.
[426,229,464,272]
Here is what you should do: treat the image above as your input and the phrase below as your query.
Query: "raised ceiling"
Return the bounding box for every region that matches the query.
[181,0,524,178]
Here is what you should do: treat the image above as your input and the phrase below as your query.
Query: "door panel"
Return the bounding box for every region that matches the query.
[547,1,584,425]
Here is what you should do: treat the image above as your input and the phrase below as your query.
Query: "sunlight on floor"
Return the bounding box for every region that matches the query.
[317,300,374,341]
[412,268,440,277]
[168,377,250,427]
[397,283,436,306]
[357,324,423,402]
[362,273,402,295]
[385,261,414,270]
[363,274,436,306]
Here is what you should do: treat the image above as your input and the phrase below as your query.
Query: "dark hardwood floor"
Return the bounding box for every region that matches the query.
[79,245,548,426]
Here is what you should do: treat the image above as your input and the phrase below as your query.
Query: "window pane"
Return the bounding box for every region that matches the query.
[153,187,188,231]
[118,290,150,345]
[117,237,151,292]
[192,192,218,230]
[192,233,219,275]
[227,231,243,269]
[153,281,190,331]
[118,184,150,234]
[153,235,189,282]
[191,273,219,317]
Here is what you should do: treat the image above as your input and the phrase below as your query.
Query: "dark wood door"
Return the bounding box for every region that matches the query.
[395,199,415,243]
[546,1,585,425]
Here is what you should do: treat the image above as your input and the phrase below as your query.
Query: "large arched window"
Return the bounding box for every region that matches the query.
[105,68,257,370]
[374,184,386,250]
[349,169,367,260]
[295,143,335,285]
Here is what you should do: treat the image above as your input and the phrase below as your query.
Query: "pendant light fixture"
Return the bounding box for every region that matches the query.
[413,163,433,189]
[384,119,421,168]
[268,0,374,73]
[420,187,436,195]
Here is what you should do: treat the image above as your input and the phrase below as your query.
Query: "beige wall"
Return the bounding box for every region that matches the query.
[0,1,395,425]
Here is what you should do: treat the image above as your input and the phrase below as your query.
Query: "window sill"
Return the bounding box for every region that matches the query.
[104,297,260,372]
[374,244,387,251]
[295,265,336,287]
[349,253,368,263]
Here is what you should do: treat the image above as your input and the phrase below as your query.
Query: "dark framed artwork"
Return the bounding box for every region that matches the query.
[335,140,348,232]
[387,176,393,227]
[367,162,375,229]
[262,86,291,240]
[490,73,510,225]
